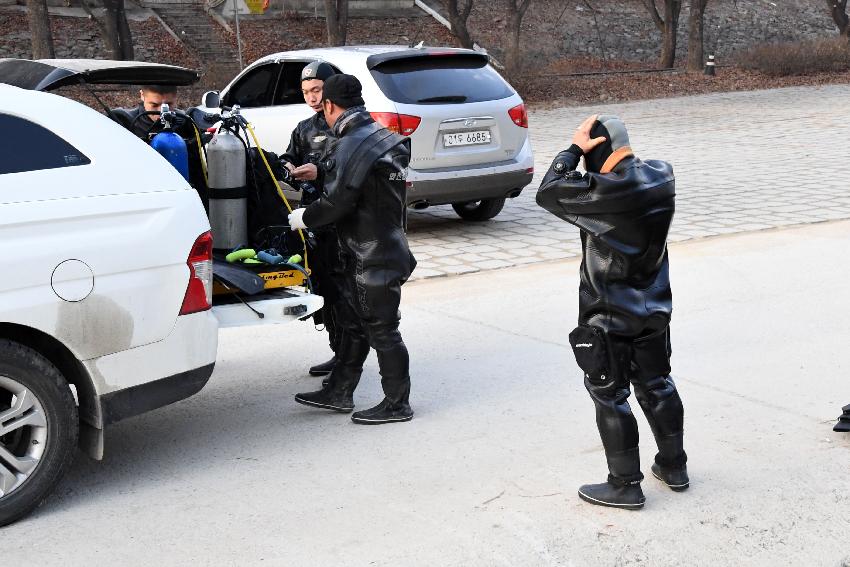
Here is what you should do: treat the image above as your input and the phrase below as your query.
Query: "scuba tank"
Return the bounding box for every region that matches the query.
[150,104,190,181]
[206,112,248,251]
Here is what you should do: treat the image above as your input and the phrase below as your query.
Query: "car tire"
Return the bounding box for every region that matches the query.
[451,197,506,221]
[0,339,78,527]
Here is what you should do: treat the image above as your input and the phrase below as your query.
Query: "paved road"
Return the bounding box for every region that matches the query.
[407,84,850,278]
[6,221,849,566]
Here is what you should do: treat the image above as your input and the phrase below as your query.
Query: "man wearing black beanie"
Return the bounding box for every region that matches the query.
[537,114,688,509]
[288,74,417,424]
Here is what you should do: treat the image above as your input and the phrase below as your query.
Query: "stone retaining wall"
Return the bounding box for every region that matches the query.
[557,0,836,63]
[0,10,197,66]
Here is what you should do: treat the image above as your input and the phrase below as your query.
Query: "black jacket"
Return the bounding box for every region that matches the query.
[110,104,161,141]
[302,109,416,282]
[110,104,209,204]
[281,111,332,191]
[536,149,675,336]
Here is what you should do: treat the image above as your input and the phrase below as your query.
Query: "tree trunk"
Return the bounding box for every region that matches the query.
[687,0,708,72]
[659,0,682,68]
[26,0,55,59]
[84,0,134,60]
[642,0,682,67]
[324,0,349,47]
[115,0,134,60]
[504,0,531,78]
[827,0,850,36]
[447,0,474,49]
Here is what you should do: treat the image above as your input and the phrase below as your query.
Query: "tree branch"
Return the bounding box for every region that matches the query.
[643,0,665,31]
[582,0,607,60]
[461,0,473,21]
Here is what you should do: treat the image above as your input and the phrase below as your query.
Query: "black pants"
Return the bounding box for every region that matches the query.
[324,258,410,405]
[310,231,343,353]
[570,323,686,483]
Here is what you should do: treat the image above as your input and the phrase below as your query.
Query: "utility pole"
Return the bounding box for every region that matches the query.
[233,0,243,69]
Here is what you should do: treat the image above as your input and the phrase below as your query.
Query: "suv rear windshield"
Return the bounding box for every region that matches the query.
[370,55,515,105]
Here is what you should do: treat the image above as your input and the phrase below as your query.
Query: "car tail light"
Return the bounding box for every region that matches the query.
[508,103,528,128]
[370,112,421,136]
[180,231,213,315]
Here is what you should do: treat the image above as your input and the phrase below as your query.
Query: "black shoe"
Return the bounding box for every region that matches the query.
[294,387,353,413]
[578,481,645,510]
[309,356,337,377]
[351,398,413,424]
[651,462,690,491]
[835,404,850,432]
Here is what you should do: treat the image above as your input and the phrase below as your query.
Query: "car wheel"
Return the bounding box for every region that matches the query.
[451,197,506,221]
[0,339,78,526]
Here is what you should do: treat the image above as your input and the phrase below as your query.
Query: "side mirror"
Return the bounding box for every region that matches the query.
[202,90,221,108]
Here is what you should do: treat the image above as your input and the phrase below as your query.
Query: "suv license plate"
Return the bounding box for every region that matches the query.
[443,130,491,147]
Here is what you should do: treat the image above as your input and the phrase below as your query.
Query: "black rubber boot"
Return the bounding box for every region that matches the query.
[351,398,413,424]
[294,386,354,413]
[301,327,369,411]
[578,480,645,510]
[651,462,690,491]
[578,448,645,509]
[835,404,850,432]
[309,356,337,377]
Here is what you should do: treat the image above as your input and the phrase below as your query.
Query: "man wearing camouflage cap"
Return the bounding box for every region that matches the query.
[280,60,342,378]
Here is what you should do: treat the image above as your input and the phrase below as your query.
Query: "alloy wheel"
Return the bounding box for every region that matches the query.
[0,375,48,499]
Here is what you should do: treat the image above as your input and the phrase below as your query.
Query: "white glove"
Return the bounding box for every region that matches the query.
[288,207,307,230]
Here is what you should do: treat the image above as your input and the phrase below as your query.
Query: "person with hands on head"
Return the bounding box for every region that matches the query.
[279,61,343,379]
[288,74,417,425]
[537,114,688,510]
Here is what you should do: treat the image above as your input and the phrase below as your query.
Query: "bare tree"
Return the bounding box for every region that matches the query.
[643,0,682,68]
[504,0,532,78]
[446,0,474,49]
[324,0,349,47]
[26,0,55,59]
[826,0,850,36]
[81,0,134,60]
[687,0,709,71]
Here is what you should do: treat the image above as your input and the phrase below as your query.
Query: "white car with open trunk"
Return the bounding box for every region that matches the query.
[0,60,322,526]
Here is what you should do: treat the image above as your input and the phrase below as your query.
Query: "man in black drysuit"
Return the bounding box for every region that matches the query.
[111,84,208,202]
[279,61,342,378]
[536,114,688,509]
[288,74,417,424]
[110,84,179,141]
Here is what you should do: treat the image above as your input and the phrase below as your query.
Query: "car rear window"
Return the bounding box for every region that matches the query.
[370,55,515,105]
[0,113,90,175]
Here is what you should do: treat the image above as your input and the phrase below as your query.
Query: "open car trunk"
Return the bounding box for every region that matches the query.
[1,58,322,327]
[0,58,199,91]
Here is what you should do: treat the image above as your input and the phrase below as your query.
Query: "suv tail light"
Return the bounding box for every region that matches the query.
[180,231,213,315]
[508,103,528,128]
[370,112,421,136]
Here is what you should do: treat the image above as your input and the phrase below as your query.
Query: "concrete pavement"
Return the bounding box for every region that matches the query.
[407,84,850,278]
[4,219,849,566]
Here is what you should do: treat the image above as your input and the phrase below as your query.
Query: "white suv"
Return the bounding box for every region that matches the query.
[209,46,534,221]
[0,82,321,526]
